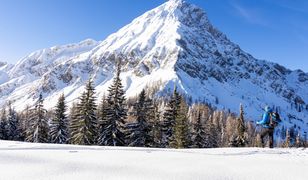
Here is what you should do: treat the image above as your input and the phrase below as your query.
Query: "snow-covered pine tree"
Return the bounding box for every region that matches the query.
[151,100,163,147]
[126,89,153,147]
[212,111,224,147]
[218,111,226,147]
[97,62,127,146]
[295,133,301,148]
[170,97,190,149]
[225,115,237,146]
[230,104,247,147]
[0,108,8,140]
[7,102,21,140]
[50,94,68,144]
[68,102,78,144]
[204,115,219,148]
[70,80,97,145]
[97,94,107,142]
[161,86,181,148]
[284,129,291,148]
[145,98,158,147]
[237,104,246,145]
[143,96,157,147]
[26,94,49,143]
[191,110,207,148]
[19,105,31,141]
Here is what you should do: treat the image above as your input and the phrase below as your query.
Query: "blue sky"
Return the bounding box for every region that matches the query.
[0,0,308,71]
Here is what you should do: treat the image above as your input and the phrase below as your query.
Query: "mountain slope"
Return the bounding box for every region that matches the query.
[0,62,12,84]
[0,0,307,134]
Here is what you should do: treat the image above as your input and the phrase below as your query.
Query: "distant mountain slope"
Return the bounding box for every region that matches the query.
[0,0,307,134]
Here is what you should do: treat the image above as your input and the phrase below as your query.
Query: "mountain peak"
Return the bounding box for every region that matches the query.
[159,0,212,29]
[165,0,185,6]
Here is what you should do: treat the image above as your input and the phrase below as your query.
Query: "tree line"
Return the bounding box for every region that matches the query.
[0,64,307,148]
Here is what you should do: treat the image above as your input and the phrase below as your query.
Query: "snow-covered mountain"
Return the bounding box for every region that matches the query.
[0,0,307,133]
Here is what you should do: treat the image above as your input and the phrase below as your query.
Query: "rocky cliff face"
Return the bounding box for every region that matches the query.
[0,0,307,133]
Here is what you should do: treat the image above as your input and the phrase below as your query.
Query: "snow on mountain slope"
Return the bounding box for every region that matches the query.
[0,0,307,134]
[0,62,12,86]
[0,39,98,107]
[0,70,8,85]
[0,140,307,180]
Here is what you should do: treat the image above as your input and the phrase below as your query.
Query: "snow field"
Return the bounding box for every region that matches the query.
[0,140,307,180]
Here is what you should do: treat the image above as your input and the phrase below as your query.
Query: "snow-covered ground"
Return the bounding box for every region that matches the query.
[0,141,307,180]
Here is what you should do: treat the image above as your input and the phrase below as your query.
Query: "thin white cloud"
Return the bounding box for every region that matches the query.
[231,3,269,27]
[275,1,308,14]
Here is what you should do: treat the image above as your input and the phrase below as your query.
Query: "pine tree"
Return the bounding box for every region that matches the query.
[280,125,286,140]
[70,80,97,145]
[191,110,207,148]
[0,108,7,140]
[126,89,153,147]
[225,115,237,147]
[230,104,247,147]
[97,63,127,146]
[237,104,246,144]
[26,94,49,143]
[18,105,31,141]
[7,102,21,140]
[170,97,190,149]
[284,129,291,148]
[50,94,68,144]
[161,86,181,147]
[204,115,219,148]
[218,112,226,147]
[295,133,301,148]
[255,134,262,147]
[151,101,162,147]
[211,111,223,147]
[68,102,78,144]
[97,94,107,142]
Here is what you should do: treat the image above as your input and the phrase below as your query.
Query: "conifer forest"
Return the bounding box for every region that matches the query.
[0,64,306,148]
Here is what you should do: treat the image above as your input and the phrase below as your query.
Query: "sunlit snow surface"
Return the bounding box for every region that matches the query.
[0,140,307,180]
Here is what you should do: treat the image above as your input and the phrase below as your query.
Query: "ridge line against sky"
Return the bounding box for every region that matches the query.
[0,0,307,71]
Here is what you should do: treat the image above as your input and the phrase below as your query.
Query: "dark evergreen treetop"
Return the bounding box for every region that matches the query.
[161,86,181,147]
[26,94,49,143]
[7,102,21,141]
[230,104,247,147]
[0,108,7,140]
[126,89,154,147]
[70,80,97,145]
[98,62,127,146]
[191,110,207,148]
[50,94,68,144]
[170,96,190,149]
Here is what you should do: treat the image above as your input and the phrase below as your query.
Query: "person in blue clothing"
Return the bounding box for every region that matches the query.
[256,106,281,148]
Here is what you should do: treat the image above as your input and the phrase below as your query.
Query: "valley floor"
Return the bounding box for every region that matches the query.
[0,140,307,180]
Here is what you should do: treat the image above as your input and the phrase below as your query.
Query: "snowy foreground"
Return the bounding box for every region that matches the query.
[0,141,307,180]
